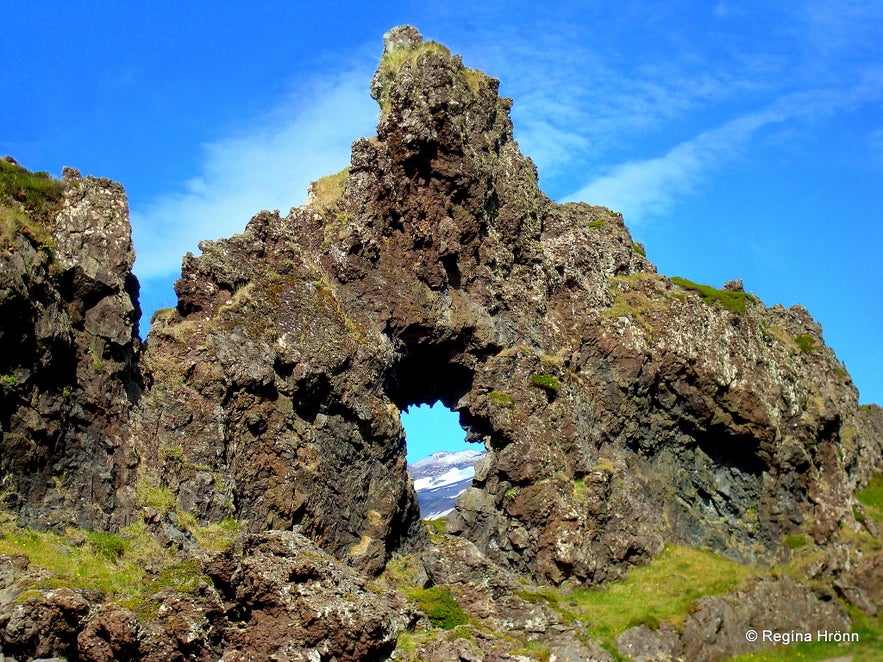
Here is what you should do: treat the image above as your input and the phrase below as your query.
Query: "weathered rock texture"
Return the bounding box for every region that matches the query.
[0,163,141,532]
[1,24,882,662]
[0,532,409,661]
[141,25,880,584]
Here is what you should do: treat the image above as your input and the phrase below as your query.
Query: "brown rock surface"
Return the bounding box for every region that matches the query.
[1,23,882,662]
[0,166,142,532]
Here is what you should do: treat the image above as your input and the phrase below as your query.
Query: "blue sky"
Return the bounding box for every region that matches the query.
[4,2,882,455]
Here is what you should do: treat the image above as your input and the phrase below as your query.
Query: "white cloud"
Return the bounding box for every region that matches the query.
[130,68,378,281]
[562,108,786,222]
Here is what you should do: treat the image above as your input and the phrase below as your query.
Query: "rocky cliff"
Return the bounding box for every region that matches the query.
[1,25,882,662]
[0,159,141,533]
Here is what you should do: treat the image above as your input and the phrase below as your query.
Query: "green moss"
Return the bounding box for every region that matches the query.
[530,374,561,392]
[160,445,184,464]
[410,586,468,630]
[135,479,176,514]
[856,472,883,521]
[487,390,515,408]
[794,334,819,353]
[423,518,447,543]
[0,160,64,255]
[670,276,756,314]
[784,533,809,549]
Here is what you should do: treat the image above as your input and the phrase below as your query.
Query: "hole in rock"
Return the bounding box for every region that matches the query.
[403,401,486,520]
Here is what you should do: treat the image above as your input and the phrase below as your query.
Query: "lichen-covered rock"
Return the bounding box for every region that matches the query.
[207,530,410,661]
[0,165,141,532]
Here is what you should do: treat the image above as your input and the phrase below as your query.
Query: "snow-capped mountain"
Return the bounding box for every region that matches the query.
[408,449,486,520]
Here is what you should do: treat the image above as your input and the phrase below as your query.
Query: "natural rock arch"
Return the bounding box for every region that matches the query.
[135,26,879,584]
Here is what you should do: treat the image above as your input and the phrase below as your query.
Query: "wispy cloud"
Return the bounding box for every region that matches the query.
[561,108,786,222]
[130,67,378,282]
[561,73,883,224]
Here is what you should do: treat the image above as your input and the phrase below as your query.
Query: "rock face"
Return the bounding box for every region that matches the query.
[141,25,879,584]
[0,162,141,532]
[1,24,882,662]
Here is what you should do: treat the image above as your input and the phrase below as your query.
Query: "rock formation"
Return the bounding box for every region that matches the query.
[1,25,881,661]
[0,161,141,533]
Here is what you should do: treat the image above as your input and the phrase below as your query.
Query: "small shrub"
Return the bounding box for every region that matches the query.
[632,242,647,257]
[784,533,809,549]
[794,334,818,353]
[530,374,561,392]
[2,374,17,387]
[411,586,468,630]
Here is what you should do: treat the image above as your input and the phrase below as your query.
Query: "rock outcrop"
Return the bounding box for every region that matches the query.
[141,25,880,585]
[0,161,141,533]
[1,24,881,662]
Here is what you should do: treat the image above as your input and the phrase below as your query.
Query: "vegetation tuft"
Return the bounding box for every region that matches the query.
[794,334,819,353]
[518,545,755,657]
[410,586,468,630]
[670,276,756,314]
[487,390,515,408]
[856,472,883,522]
[307,167,349,213]
[0,159,64,254]
[375,40,452,113]
[530,374,561,392]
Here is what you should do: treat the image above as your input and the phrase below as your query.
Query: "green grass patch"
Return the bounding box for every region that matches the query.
[793,334,819,353]
[0,159,64,253]
[564,545,754,653]
[784,533,809,550]
[856,472,883,522]
[422,518,447,543]
[410,586,469,630]
[307,167,349,212]
[670,276,756,314]
[632,242,646,257]
[530,374,561,392]
[588,220,607,229]
[487,390,515,408]
[730,606,882,660]
[375,40,453,113]
[0,520,160,596]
